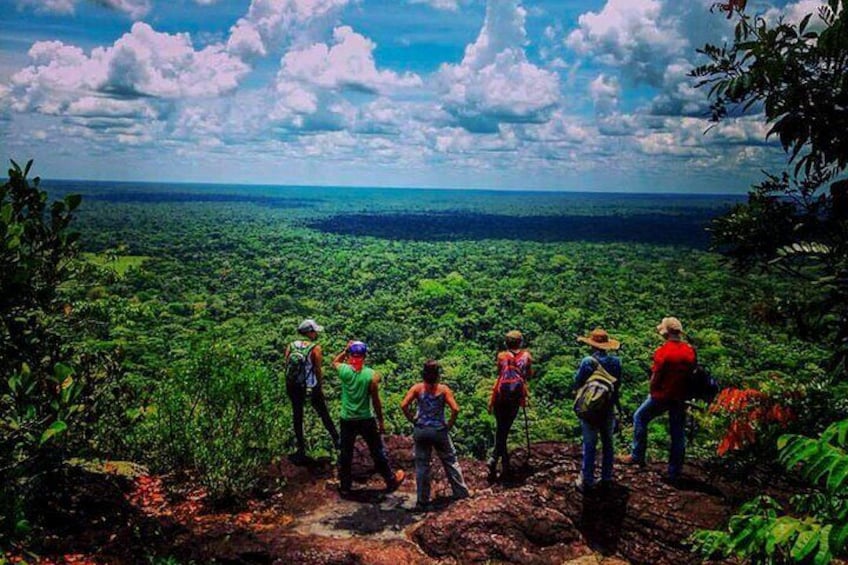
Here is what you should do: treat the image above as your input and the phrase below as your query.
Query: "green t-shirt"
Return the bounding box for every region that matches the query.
[337,364,376,420]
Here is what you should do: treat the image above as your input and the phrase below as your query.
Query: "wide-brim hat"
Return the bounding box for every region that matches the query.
[656,317,683,336]
[577,328,620,350]
[505,330,523,342]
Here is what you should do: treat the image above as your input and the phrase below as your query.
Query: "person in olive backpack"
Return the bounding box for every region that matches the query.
[573,328,622,492]
[284,319,339,465]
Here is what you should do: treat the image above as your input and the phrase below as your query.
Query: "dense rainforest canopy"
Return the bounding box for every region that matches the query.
[2,1,848,563]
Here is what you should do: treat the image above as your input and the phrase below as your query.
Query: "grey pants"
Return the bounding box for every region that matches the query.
[413,426,469,505]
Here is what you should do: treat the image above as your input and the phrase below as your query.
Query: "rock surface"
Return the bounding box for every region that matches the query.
[17,437,799,564]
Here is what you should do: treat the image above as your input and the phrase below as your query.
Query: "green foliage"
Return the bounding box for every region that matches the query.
[0,160,118,541]
[692,0,848,177]
[137,342,288,500]
[691,419,848,563]
[694,1,848,376]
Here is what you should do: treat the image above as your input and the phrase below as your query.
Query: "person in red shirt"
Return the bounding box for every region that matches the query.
[621,317,696,482]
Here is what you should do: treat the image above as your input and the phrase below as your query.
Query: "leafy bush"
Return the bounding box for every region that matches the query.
[1,160,117,539]
[691,419,848,564]
[693,0,848,375]
[139,342,289,500]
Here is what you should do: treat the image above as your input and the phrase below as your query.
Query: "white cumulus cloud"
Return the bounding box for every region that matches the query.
[437,0,561,132]
[279,26,422,94]
[407,0,460,10]
[566,0,687,87]
[16,0,151,19]
[765,0,828,26]
[226,0,351,59]
[589,74,620,115]
[10,22,249,117]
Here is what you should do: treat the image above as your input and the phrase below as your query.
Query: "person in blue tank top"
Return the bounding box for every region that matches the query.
[400,360,469,511]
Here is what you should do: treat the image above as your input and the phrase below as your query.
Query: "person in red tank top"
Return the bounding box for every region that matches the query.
[621,317,696,482]
[487,330,533,482]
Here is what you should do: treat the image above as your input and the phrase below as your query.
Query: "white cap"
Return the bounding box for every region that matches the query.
[297,319,323,334]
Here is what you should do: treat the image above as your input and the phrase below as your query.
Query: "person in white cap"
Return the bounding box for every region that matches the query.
[621,317,696,483]
[284,319,339,464]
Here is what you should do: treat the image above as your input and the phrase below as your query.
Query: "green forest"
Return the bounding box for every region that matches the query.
[2,2,848,564]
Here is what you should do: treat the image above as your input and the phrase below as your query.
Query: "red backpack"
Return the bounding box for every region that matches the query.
[495,350,530,406]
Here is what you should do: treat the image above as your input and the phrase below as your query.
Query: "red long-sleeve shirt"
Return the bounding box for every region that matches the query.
[650,340,696,402]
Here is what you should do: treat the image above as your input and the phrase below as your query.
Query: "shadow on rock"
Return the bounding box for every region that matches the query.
[671,476,725,496]
[330,500,419,535]
[578,482,630,555]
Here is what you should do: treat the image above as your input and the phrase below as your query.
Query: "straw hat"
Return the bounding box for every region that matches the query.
[656,317,683,336]
[505,330,523,342]
[577,328,620,350]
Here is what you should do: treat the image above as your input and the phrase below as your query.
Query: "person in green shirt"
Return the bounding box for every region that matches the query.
[332,340,405,496]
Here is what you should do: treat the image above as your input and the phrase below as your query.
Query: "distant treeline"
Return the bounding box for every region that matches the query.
[308,211,721,248]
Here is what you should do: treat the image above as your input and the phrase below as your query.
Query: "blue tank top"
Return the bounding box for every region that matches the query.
[416,386,446,429]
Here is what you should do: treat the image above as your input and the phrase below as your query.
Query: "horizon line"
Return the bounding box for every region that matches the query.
[37,178,745,198]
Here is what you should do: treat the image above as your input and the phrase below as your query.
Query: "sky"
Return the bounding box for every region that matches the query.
[0,0,828,192]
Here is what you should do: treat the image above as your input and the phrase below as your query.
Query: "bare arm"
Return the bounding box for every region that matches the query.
[332,343,350,369]
[400,384,419,424]
[371,374,384,433]
[488,355,500,413]
[312,344,324,385]
[444,386,460,430]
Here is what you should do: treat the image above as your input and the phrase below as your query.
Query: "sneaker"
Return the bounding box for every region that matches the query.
[486,458,498,483]
[618,454,646,467]
[385,470,406,492]
[574,475,590,493]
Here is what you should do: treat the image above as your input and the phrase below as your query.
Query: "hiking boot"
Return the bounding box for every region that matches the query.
[661,475,681,488]
[618,454,646,467]
[385,470,406,493]
[289,451,309,466]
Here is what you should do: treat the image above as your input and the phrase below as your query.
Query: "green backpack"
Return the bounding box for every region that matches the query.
[573,358,618,427]
[286,341,316,387]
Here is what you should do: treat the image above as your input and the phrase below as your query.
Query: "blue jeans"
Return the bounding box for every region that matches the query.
[630,396,687,479]
[581,412,615,486]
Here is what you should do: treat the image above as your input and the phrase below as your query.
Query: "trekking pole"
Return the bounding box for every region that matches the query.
[522,404,531,468]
